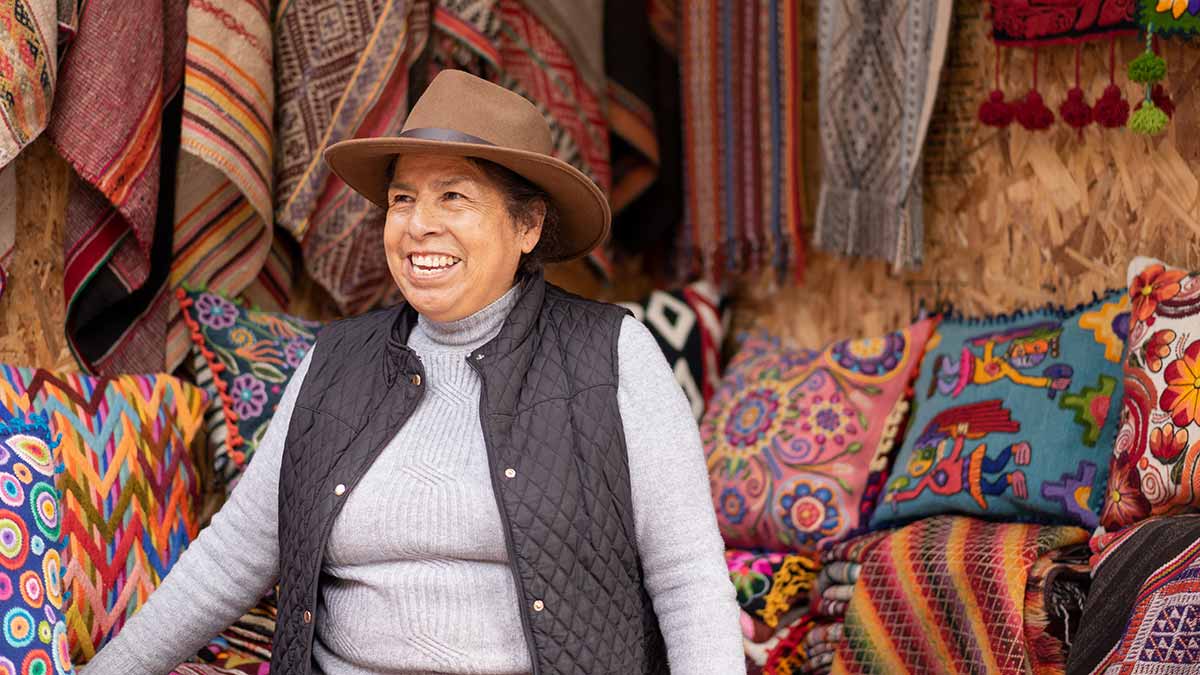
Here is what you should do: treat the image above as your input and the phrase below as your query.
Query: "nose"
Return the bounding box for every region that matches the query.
[406,198,445,239]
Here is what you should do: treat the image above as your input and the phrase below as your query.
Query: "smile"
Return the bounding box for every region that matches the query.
[408,253,462,277]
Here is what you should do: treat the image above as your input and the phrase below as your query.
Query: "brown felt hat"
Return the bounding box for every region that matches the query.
[323,69,611,262]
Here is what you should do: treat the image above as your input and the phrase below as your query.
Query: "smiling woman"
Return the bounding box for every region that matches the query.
[80,69,744,675]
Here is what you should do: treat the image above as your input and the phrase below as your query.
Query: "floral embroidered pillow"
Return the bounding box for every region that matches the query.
[177,288,323,489]
[873,292,1129,531]
[1102,258,1200,531]
[703,319,934,554]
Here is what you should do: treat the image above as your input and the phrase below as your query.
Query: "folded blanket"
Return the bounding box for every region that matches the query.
[1067,515,1200,675]
[833,516,1087,674]
[1024,543,1090,675]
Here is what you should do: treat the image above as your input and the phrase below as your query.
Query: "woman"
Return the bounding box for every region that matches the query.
[83,70,743,675]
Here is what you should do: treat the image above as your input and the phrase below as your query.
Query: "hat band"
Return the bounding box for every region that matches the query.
[398,127,496,146]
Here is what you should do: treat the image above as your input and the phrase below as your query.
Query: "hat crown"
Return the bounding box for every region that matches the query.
[402,70,554,156]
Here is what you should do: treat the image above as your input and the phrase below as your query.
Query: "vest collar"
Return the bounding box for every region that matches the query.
[384,270,547,387]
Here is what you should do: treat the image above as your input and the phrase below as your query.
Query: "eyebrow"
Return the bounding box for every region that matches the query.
[387,175,476,191]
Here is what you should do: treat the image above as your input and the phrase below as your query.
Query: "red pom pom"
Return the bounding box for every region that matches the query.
[1136,84,1175,119]
[978,90,1014,128]
[1016,90,1054,131]
[1094,84,1130,128]
[1059,87,1092,128]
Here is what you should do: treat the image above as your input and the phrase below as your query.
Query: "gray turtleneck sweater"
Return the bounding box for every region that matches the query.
[82,286,745,675]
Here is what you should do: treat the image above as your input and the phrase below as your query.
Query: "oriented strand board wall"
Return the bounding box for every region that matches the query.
[6,0,1200,366]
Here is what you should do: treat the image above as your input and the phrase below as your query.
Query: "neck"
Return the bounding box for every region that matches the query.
[414,285,521,350]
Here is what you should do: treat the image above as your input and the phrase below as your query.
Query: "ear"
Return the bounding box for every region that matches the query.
[519,200,546,254]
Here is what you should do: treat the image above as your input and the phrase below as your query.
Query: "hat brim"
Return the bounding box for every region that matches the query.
[323,137,611,262]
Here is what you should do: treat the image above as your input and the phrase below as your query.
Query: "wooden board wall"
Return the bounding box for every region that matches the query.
[5,0,1200,367]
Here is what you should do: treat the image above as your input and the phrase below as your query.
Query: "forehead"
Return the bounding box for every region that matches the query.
[390,154,484,185]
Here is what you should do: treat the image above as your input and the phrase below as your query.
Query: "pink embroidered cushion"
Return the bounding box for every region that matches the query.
[702,320,934,554]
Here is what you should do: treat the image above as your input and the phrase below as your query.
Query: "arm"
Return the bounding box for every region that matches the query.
[81,349,314,675]
[616,317,746,675]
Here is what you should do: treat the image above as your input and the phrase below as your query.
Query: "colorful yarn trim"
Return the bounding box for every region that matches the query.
[175,287,248,466]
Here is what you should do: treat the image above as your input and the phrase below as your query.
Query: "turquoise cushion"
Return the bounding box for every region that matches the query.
[871,291,1130,530]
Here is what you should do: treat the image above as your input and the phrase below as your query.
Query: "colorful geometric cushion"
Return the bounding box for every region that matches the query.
[872,291,1129,531]
[177,287,322,488]
[0,408,74,675]
[618,281,728,419]
[0,366,206,664]
[1102,258,1200,531]
[703,319,935,554]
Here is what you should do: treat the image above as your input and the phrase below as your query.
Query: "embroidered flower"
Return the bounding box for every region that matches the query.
[830,333,905,376]
[1150,423,1189,463]
[778,481,842,546]
[719,487,749,525]
[724,389,780,448]
[1157,0,1193,19]
[194,293,238,330]
[797,392,859,451]
[1161,340,1200,427]
[1131,264,1187,322]
[229,374,268,419]
[284,339,310,368]
[1101,457,1152,528]
[1145,329,1177,373]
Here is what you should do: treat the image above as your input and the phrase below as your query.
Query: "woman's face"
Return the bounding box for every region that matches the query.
[385,154,543,322]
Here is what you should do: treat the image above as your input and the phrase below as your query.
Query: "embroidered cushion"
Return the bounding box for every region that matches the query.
[725,549,818,633]
[618,282,728,419]
[872,292,1129,531]
[1101,258,1200,531]
[0,366,206,664]
[703,319,934,554]
[177,288,322,488]
[0,408,74,675]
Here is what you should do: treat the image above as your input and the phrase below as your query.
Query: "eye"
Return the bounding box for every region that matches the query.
[443,191,465,201]
[390,193,414,206]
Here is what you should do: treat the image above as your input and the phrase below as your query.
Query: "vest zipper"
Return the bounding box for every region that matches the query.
[471,358,541,675]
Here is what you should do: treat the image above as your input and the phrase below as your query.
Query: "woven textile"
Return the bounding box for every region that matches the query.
[677,0,805,284]
[1023,543,1091,675]
[48,0,186,374]
[178,287,320,488]
[989,0,1137,46]
[0,408,74,675]
[0,366,206,664]
[1102,258,1200,532]
[814,0,952,271]
[0,0,58,169]
[180,591,275,675]
[273,0,428,313]
[165,0,276,373]
[875,292,1130,530]
[832,516,1087,675]
[704,320,934,554]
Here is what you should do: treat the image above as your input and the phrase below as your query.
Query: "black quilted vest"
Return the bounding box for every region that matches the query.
[272,272,669,675]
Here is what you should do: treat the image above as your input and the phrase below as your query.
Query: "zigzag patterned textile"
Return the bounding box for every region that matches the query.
[272,0,429,315]
[832,516,1087,674]
[0,365,206,664]
[165,0,279,373]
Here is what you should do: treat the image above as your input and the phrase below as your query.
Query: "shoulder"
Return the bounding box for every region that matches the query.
[314,305,401,344]
[542,284,631,326]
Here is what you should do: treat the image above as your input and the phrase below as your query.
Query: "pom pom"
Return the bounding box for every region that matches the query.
[1094,84,1130,128]
[1059,87,1092,128]
[1129,101,1170,135]
[1128,51,1167,84]
[1016,90,1054,130]
[1135,84,1175,118]
[978,90,1013,127]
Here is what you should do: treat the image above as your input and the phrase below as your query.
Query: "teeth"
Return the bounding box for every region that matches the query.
[410,254,460,269]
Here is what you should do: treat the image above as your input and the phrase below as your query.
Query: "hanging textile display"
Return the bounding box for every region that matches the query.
[47,0,187,374]
[604,0,683,274]
[164,0,277,374]
[272,0,430,315]
[980,1,1139,132]
[814,0,952,271]
[678,0,806,285]
[1121,0,1200,137]
[0,0,60,170]
[426,0,613,279]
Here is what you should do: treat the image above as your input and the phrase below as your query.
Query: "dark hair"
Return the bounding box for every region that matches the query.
[384,155,560,277]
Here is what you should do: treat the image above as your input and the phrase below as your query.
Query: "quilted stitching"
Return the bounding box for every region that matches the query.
[273,275,667,674]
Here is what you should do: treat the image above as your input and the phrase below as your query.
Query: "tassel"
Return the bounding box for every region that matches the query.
[1130,102,1169,134]
[1060,45,1093,131]
[979,44,1013,127]
[1138,83,1176,117]
[1017,48,1054,130]
[1095,38,1130,127]
[1130,28,1170,135]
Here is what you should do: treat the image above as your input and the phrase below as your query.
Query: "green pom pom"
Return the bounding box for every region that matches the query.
[1128,51,1167,84]
[1129,102,1170,135]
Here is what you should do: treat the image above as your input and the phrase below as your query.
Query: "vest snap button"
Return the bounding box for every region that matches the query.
[303,610,312,624]
[334,484,346,496]
[475,353,484,360]
[503,468,516,479]
[532,599,544,612]
[410,373,422,386]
